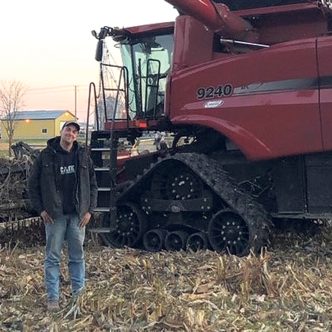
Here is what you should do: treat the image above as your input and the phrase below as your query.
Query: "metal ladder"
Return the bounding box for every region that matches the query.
[89,130,119,234]
[85,65,128,234]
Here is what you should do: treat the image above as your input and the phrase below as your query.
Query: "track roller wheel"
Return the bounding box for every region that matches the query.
[101,203,147,248]
[151,162,204,200]
[165,231,188,251]
[186,232,209,252]
[208,210,250,256]
[143,229,167,252]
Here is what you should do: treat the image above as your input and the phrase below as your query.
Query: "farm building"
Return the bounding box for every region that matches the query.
[0,110,76,141]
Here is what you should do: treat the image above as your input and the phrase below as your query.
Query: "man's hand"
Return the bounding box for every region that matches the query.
[79,212,91,228]
[40,210,54,224]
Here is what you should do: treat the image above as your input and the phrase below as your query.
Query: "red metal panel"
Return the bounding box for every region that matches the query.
[166,0,230,31]
[104,120,158,131]
[317,36,332,151]
[236,1,319,16]
[165,0,254,40]
[124,22,174,34]
[172,16,214,71]
[169,38,322,160]
[252,9,327,45]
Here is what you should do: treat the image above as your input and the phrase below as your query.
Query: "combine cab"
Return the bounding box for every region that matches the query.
[88,0,332,255]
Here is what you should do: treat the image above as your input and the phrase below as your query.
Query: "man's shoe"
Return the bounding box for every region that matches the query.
[47,300,60,312]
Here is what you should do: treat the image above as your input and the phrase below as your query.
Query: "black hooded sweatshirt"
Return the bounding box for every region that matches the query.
[28,136,98,219]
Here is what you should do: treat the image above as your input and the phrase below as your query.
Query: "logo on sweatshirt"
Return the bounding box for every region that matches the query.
[60,165,75,175]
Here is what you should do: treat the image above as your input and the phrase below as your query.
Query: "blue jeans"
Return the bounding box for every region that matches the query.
[44,214,85,301]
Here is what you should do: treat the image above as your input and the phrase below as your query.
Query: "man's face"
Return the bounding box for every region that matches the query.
[60,125,78,145]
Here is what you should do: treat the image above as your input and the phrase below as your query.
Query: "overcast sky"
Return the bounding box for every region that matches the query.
[0,0,177,120]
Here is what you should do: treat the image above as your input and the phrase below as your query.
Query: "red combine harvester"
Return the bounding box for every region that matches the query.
[88,0,332,255]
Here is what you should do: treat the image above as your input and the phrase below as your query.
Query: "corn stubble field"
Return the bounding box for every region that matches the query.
[0,152,332,331]
[0,221,331,332]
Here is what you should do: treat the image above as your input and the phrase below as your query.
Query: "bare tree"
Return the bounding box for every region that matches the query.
[0,81,26,157]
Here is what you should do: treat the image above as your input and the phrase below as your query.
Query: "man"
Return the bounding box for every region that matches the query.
[28,121,98,312]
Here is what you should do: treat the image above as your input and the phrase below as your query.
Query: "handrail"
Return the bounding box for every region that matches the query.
[85,82,99,147]
[144,59,161,119]
[99,63,129,124]
[98,62,129,230]
[99,63,108,125]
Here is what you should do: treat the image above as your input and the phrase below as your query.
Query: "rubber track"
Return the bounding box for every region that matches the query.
[117,152,273,253]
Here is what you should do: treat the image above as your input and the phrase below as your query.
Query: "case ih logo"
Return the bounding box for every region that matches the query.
[204,100,224,108]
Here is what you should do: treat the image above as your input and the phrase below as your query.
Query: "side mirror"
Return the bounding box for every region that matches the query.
[91,30,98,39]
[95,40,104,62]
